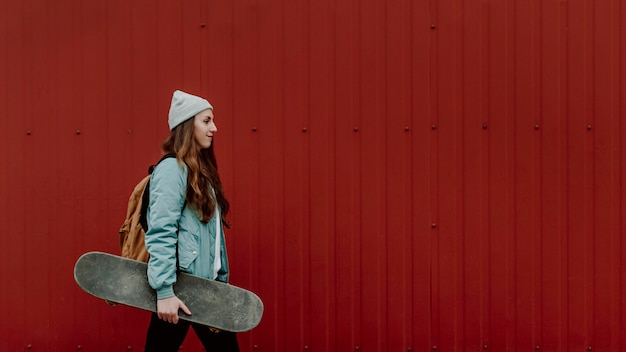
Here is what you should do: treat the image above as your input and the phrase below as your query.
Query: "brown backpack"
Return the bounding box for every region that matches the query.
[118,154,176,262]
[118,175,152,262]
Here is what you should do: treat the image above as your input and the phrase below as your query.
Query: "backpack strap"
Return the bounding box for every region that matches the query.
[139,153,177,232]
[148,152,177,174]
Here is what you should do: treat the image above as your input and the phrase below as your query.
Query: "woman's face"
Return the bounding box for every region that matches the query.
[193,108,217,149]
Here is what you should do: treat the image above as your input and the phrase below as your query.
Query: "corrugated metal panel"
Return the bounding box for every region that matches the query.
[0,0,624,351]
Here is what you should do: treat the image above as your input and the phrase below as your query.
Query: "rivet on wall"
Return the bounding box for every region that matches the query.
[534,124,540,130]
[587,125,592,131]
[302,127,308,132]
[431,124,437,130]
[354,127,359,132]
[405,127,410,131]
[252,127,257,132]
[482,124,488,130]
[76,130,81,135]
[26,130,32,135]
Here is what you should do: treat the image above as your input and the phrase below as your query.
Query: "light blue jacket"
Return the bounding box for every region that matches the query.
[145,157,229,299]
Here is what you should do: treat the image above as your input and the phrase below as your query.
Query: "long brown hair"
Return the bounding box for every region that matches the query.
[162,117,230,228]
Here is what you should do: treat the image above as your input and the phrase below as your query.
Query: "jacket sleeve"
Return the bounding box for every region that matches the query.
[145,158,187,299]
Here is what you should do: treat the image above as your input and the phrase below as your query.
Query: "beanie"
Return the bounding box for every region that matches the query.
[168,90,213,130]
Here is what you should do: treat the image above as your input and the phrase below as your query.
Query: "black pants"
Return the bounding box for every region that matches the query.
[144,313,239,352]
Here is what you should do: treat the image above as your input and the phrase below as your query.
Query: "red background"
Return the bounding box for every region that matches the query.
[1,0,624,351]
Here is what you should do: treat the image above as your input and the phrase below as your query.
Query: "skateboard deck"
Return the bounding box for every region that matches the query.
[74,251,263,332]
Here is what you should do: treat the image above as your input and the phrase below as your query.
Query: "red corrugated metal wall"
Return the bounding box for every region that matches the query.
[0,0,624,351]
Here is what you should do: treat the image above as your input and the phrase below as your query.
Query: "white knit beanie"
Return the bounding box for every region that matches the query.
[168,90,213,130]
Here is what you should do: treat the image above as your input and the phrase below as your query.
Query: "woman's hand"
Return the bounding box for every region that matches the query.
[157,296,192,324]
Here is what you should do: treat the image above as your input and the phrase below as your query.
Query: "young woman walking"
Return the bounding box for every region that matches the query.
[143,90,239,352]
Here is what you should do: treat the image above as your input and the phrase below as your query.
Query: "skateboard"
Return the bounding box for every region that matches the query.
[74,251,263,332]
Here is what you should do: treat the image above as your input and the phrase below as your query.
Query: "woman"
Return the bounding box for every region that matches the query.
[143,90,239,351]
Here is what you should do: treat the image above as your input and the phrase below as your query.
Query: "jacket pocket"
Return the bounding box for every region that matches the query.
[177,230,199,270]
[177,217,200,271]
